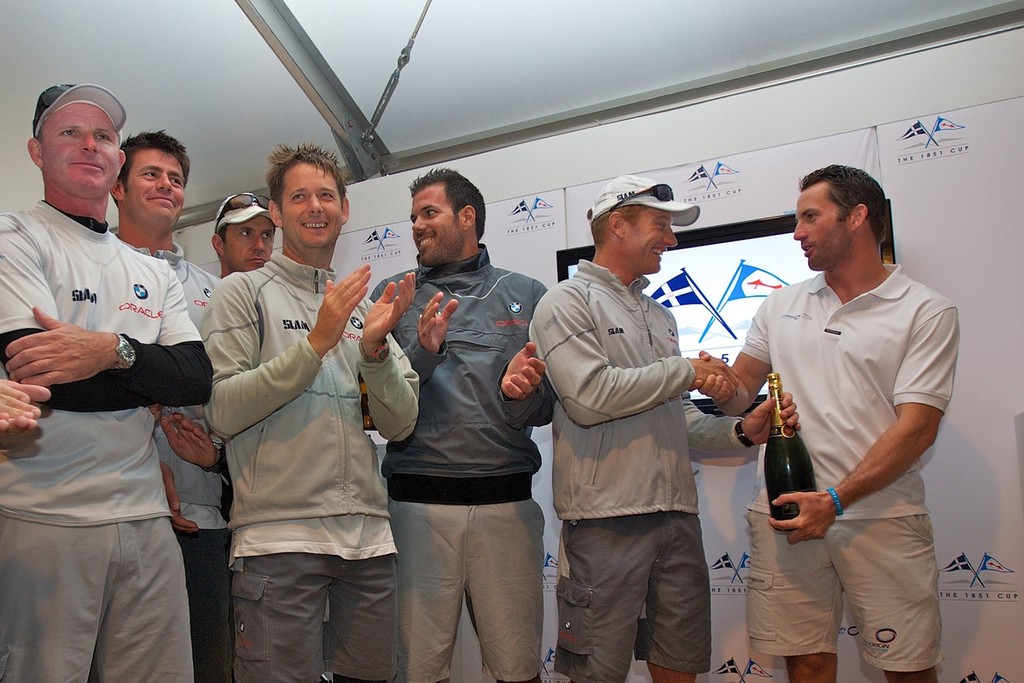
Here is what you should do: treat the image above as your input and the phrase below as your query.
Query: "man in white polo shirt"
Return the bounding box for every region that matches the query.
[0,84,211,681]
[717,165,959,683]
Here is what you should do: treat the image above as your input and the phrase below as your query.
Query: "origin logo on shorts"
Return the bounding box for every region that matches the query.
[863,627,898,651]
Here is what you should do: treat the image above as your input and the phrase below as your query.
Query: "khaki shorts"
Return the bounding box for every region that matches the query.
[389,498,545,683]
[746,511,942,672]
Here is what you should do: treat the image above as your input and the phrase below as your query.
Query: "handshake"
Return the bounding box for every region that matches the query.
[688,350,740,403]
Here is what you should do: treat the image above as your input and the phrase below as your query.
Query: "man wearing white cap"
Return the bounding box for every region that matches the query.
[0,84,210,681]
[212,192,277,277]
[523,175,795,683]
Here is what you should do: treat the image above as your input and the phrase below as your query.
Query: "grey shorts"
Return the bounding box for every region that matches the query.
[0,516,192,682]
[746,511,942,672]
[389,498,545,683]
[231,552,396,683]
[554,512,711,683]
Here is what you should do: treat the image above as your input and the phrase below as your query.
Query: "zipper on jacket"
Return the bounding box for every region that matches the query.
[314,269,321,293]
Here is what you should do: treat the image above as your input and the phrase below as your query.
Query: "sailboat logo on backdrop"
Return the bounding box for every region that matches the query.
[896,114,970,164]
[360,226,405,263]
[709,550,750,594]
[957,672,1012,683]
[712,657,774,681]
[683,161,743,201]
[505,195,557,235]
[938,551,1018,602]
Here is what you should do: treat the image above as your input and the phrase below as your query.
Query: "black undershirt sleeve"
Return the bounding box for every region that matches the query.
[1,328,212,412]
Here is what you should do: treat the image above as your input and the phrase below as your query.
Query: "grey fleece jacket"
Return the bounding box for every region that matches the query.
[202,252,419,529]
[531,259,746,521]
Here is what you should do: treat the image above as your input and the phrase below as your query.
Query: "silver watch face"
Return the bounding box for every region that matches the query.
[117,335,136,369]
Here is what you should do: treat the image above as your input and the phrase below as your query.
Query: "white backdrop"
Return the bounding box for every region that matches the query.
[335,97,1024,683]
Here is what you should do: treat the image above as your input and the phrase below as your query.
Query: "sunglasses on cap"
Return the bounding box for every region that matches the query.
[608,183,675,213]
[215,193,270,226]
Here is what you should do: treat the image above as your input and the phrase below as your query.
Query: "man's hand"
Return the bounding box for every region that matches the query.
[4,307,120,385]
[768,490,837,543]
[739,392,799,445]
[362,272,416,355]
[160,461,198,533]
[417,290,459,355]
[160,411,219,469]
[688,352,739,399]
[0,379,50,433]
[501,342,546,400]
[307,266,372,358]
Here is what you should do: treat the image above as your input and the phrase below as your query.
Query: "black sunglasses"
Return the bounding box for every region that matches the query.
[608,183,675,213]
[215,193,270,226]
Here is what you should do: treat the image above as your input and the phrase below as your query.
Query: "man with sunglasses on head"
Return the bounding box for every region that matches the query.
[0,85,210,681]
[515,175,796,683]
[113,134,271,683]
[212,192,277,277]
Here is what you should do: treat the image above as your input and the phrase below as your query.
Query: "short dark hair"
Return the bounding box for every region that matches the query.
[119,130,190,188]
[799,165,888,243]
[266,143,347,205]
[410,168,485,240]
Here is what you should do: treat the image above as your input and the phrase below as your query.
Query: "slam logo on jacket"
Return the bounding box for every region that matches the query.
[72,288,97,304]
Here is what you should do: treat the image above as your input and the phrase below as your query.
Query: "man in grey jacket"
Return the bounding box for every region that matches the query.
[202,143,418,683]
[372,168,552,683]
[523,175,794,683]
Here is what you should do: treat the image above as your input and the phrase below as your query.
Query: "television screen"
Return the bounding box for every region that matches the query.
[555,211,895,413]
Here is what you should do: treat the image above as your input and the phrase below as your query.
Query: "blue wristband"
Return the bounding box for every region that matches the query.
[826,487,844,516]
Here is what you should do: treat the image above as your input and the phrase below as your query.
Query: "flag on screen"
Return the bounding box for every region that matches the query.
[724,261,789,302]
[651,269,737,339]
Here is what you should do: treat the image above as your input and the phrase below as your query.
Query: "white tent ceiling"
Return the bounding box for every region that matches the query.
[1,0,1021,227]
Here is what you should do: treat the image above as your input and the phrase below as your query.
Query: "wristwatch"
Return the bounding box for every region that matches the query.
[115,334,137,369]
[734,419,755,448]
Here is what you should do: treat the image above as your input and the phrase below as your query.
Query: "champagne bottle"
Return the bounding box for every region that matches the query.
[358,374,375,431]
[764,372,815,520]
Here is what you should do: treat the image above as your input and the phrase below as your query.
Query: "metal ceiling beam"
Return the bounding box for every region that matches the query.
[380,5,1024,176]
[235,0,388,181]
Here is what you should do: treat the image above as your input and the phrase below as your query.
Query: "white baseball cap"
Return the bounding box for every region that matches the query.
[588,174,700,226]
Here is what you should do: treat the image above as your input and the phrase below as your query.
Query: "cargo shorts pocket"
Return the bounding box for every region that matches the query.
[232,570,270,661]
[745,568,777,643]
[556,576,595,655]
